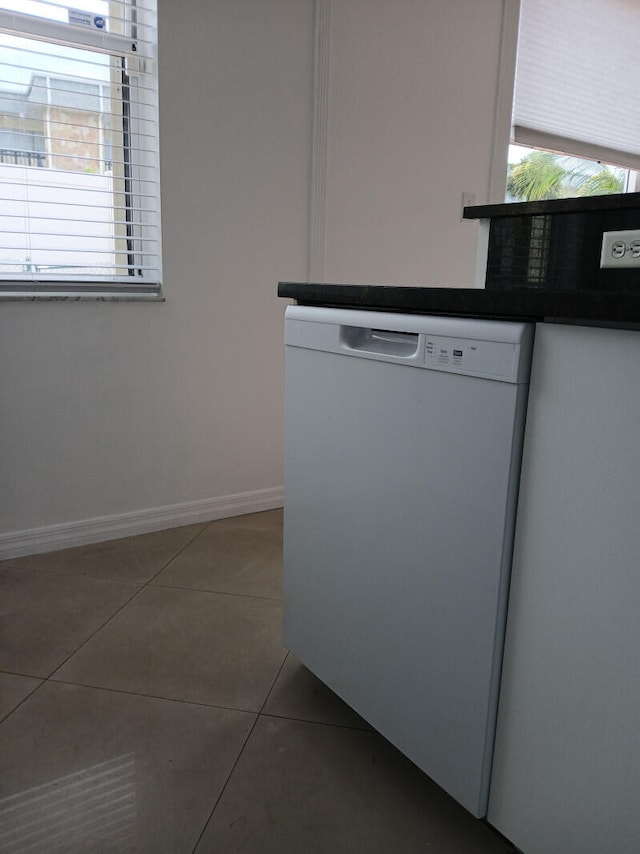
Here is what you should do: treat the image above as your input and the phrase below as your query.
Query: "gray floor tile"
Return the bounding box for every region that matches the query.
[0,672,42,721]
[263,655,369,729]
[196,716,513,854]
[54,585,286,711]
[2,524,206,583]
[0,681,254,854]
[153,525,282,599]
[0,515,521,852]
[0,566,139,677]
[209,509,283,532]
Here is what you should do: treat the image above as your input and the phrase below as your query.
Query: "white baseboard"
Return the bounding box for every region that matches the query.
[0,487,284,561]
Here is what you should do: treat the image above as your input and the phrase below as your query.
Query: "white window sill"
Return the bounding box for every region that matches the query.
[0,291,165,302]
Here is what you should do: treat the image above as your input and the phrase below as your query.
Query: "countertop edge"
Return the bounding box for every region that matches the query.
[463,191,640,220]
[278,283,640,329]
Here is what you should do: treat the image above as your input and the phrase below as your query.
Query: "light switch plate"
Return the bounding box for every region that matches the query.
[600,229,640,268]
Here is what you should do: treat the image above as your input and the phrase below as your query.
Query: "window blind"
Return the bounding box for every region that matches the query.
[0,0,161,294]
[513,0,640,172]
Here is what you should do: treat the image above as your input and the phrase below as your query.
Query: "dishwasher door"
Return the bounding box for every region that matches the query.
[283,306,533,818]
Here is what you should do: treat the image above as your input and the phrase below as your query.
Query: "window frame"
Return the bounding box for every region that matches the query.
[0,1,161,299]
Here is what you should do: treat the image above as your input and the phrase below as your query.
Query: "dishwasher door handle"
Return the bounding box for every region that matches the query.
[340,326,420,359]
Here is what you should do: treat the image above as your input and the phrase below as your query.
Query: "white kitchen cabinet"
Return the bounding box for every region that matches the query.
[488,323,640,853]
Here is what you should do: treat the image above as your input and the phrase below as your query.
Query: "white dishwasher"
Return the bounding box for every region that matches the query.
[283,305,534,818]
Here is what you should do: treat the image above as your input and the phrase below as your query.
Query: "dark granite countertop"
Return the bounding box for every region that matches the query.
[278,283,640,329]
[463,191,640,220]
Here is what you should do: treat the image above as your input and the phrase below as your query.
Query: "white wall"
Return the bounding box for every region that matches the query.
[319,0,509,286]
[0,0,512,553]
[0,0,314,546]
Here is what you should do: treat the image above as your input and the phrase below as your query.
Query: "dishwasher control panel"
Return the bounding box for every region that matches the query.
[425,335,518,381]
[285,306,533,385]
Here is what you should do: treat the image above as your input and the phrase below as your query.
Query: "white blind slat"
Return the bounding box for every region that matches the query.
[0,156,159,177]
[514,0,640,168]
[0,232,159,242]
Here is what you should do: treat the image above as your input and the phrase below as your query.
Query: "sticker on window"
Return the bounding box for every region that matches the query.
[68,9,107,30]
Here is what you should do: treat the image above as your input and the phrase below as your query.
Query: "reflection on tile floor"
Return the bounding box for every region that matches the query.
[0,509,515,853]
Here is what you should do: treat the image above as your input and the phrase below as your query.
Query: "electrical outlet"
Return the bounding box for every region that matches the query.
[600,229,640,268]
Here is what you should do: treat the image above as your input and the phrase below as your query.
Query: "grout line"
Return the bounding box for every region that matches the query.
[189,717,259,854]
[258,652,290,717]
[258,710,372,733]
[141,524,210,586]
[6,669,370,734]
[149,580,282,602]
[45,583,144,681]
[40,525,214,683]
[200,508,283,532]
[0,676,45,726]
[45,677,278,716]
[0,667,46,679]
[202,522,282,534]
[189,653,290,854]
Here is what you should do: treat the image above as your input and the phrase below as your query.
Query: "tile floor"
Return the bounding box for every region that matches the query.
[0,509,516,853]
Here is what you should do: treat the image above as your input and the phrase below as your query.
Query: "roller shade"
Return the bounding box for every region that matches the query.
[0,0,160,293]
[513,0,640,171]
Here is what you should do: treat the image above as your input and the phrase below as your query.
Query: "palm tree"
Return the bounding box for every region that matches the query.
[507,150,626,202]
[578,169,624,196]
[507,151,569,201]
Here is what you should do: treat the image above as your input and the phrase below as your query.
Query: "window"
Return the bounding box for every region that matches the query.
[506,145,636,204]
[506,0,640,202]
[0,0,160,295]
